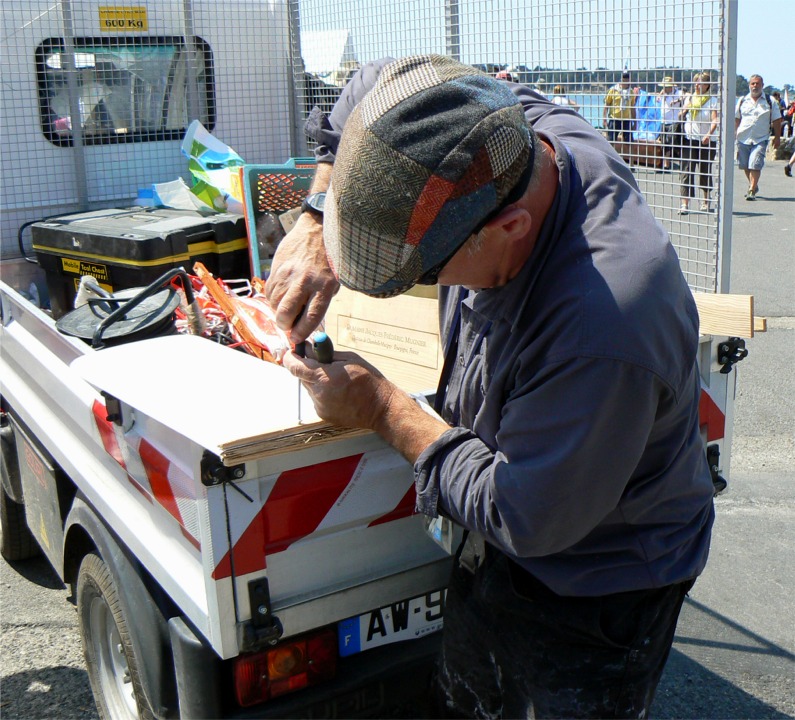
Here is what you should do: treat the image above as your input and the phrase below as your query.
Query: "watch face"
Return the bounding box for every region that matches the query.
[305,192,326,213]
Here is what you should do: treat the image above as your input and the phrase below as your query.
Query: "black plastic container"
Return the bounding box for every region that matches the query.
[32,207,250,318]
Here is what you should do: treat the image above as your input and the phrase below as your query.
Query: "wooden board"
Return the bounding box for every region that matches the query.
[693,292,758,338]
[323,285,443,395]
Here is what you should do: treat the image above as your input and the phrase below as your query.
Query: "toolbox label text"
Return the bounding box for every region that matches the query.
[98,7,148,31]
[61,258,110,283]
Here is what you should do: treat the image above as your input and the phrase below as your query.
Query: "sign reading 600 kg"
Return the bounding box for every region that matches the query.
[98,6,148,32]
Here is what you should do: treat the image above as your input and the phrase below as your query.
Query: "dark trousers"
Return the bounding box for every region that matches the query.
[434,546,694,719]
[659,123,680,161]
[607,118,632,143]
[680,137,716,199]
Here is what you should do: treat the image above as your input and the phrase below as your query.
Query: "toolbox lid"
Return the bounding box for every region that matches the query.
[31,208,245,264]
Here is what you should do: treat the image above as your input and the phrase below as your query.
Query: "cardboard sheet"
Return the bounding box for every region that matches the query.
[71,335,359,461]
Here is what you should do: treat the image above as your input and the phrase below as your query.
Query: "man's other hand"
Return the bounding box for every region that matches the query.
[265,212,339,343]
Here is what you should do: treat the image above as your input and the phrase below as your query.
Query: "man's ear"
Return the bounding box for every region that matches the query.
[488,206,533,242]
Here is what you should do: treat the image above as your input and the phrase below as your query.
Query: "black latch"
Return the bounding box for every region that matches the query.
[706,444,727,496]
[243,578,283,649]
[102,391,124,426]
[717,337,748,374]
[200,450,245,487]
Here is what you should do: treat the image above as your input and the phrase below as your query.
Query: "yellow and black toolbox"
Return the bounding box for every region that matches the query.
[32,207,250,318]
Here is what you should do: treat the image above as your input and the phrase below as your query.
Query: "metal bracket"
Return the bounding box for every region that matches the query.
[241,578,283,650]
[200,450,245,487]
[717,337,748,374]
[707,444,727,496]
[101,391,135,431]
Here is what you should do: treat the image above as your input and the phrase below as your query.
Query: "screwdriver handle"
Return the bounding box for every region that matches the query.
[312,332,334,364]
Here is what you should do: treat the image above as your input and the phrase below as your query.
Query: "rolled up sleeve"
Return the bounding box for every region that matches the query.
[414,356,668,558]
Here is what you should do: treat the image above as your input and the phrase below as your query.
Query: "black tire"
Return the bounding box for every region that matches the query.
[77,553,154,720]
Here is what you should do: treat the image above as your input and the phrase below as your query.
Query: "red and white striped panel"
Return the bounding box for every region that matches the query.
[92,399,201,549]
[212,450,416,580]
[699,387,726,442]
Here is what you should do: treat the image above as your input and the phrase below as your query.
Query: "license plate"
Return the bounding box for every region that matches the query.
[338,590,446,657]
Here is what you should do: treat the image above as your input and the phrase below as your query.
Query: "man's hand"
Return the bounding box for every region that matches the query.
[265,212,339,343]
[283,349,393,430]
[282,350,450,464]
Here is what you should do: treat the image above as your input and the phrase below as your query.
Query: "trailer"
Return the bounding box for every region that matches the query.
[1,1,752,717]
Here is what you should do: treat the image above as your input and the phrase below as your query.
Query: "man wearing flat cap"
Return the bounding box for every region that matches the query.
[268,55,714,719]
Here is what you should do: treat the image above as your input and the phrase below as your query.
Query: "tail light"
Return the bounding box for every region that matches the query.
[234,628,337,707]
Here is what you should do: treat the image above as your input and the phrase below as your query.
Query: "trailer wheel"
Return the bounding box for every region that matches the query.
[77,553,154,720]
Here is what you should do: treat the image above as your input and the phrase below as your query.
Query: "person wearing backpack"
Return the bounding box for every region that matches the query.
[735,75,782,200]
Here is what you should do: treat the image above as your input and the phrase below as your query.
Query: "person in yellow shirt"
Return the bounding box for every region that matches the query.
[603,71,636,145]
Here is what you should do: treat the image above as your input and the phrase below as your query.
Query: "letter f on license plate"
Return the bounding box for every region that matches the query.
[338,590,446,657]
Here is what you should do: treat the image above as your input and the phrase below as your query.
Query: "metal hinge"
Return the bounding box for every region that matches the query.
[200,450,245,487]
[240,578,283,651]
[707,444,727,496]
[717,337,748,374]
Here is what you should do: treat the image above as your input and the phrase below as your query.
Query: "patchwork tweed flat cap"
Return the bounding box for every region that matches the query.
[324,54,536,298]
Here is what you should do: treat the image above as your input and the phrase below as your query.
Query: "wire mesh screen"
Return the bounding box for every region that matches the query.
[1,0,729,295]
[292,0,729,293]
[1,0,295,267]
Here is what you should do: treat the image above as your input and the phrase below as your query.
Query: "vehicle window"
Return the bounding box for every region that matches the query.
[36,37,215,147]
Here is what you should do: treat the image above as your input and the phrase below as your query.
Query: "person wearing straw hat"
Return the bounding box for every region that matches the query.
[656,76,683,171]
[269,55,714,718]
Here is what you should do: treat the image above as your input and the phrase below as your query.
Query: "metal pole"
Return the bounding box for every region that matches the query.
[287,0,308,158]
[716,0,738,294]
[60,0,89,211]
[445,0,461,61]
[181,0,202,125]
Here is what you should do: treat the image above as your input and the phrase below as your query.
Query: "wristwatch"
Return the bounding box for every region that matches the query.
[301,192,326,217]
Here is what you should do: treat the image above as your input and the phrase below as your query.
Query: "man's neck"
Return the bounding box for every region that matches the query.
[521,140,559,246]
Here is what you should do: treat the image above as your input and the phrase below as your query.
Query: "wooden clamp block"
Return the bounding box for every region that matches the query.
[692,291,766,338]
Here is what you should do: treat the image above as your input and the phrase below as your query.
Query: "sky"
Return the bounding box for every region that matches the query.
[736,0,791,90]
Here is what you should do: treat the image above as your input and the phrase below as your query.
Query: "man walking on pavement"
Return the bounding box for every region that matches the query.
[735,74,782,200]
[266,55,715,719]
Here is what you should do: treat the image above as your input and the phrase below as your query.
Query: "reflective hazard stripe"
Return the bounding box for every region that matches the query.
[92,398,201,549]
[213,451,417,580]
[699,388,725,442]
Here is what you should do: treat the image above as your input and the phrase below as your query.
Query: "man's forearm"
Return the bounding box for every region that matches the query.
[373,387,450,465]
[311,161,333,194]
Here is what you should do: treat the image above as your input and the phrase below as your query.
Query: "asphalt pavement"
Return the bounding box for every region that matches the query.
[1,158,793,719]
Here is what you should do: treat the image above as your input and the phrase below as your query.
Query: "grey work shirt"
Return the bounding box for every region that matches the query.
[308,60,714,597]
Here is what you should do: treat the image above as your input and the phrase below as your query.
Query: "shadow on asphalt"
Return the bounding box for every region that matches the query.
[5,553,65,591]
[653,597,794,719]
[0,667,98,719]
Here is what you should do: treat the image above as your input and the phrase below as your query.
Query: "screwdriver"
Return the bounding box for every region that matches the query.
[295,331,334,424]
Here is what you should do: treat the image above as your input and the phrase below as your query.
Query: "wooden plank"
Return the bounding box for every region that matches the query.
[692,292,755,338]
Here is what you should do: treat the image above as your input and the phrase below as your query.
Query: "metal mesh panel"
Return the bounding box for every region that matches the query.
[292,0,730,293]
[1,0,731,294]
[1,1,295,266]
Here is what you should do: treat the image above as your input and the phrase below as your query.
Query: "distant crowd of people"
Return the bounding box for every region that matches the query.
[492,67,791,201]
[598,71,788,209]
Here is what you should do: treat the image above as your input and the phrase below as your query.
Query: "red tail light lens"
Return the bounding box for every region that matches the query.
[234,628,337,707]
